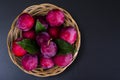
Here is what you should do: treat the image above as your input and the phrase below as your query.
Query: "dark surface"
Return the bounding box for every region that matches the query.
[0,0,120,80]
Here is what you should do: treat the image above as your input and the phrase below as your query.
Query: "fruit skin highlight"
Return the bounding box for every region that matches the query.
[22,30,35,39]
[41,41,57,58]
[60,26,77,44]
[40,57,54,69]
[36,32,51,46]
[12,39,27,57]
[17,13,34,31]
[46,9,64,27]
[53,53,73,67]
[21,54,38,71]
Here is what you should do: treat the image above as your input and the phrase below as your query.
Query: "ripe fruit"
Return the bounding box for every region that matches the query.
[12,8,78,70]
[46,9,64,27]
[21,54,38,71]
[12,39,27,57]
[40,57,54,69]
[53,53,73,67]
[36,32,51,46]
[48,27,60,38]
[22,30,35,39]
[38,16,48,29]
[41,41,57,58]
[60,26,77,44]
[17,13,34,31]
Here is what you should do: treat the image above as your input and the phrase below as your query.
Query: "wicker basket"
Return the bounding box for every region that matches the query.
[7,3,81,77]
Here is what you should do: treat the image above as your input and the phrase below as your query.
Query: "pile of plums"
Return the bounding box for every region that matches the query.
[12,9,77,71]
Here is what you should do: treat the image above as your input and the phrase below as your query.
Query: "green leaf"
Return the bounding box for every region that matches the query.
[35,19,46,34]
[55,39,75,54]
[17,39,39,54]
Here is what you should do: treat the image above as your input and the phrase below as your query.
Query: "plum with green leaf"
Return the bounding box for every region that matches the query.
[12,38,27,57]
[13,8,78,70]
[17,39,39,54]
[35,18,48,34]
[38,16,48,29]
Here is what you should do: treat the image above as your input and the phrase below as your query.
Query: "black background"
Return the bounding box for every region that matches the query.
[0,0,120,80]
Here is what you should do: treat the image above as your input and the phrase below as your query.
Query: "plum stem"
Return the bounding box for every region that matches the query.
[47,38,52,45]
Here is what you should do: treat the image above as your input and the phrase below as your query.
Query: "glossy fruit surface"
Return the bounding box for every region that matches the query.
[60,26,77,44]
[53,53,73,67]
[12,39,27,57]
[46,9,64,27]
[40,57,54,69]
[21,54,38,71]
[17,13,34,31]
[41,41,57,58]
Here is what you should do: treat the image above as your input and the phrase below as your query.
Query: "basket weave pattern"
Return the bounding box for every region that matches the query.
[7,3,81,77]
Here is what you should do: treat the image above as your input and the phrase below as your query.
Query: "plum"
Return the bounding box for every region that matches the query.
[36,32,51,46]
[17,13,34,31]
[60,26,77,44]
[53,53,73,67]
[48,27,60,38]
[40,57,54,69]
[46,9,64,27]
[21,54,38,71]
[22,30,35,39]
[41,41,57,58]
[12,38,27,57]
